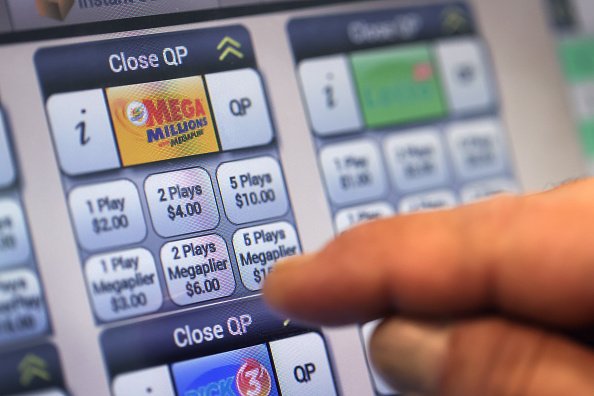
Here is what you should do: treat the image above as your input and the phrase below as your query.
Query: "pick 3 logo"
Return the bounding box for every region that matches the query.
[36,0,74,21]
[236,358,272,396]
[106,76,220,167]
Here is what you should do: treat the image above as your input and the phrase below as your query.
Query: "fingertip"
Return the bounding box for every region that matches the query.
[370,318,448,394]
[262,254,315,313]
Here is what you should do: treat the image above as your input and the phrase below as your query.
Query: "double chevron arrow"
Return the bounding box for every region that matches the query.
[217,36,244,61]
[18,354,51,387]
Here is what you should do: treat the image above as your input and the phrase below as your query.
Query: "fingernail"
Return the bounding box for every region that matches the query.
[370,318,449,394]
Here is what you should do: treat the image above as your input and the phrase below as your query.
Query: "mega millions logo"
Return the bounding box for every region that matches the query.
[106,76,220,167]
[236,358,272,396]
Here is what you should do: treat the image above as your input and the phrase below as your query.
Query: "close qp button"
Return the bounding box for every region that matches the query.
[205,68,274,151]
[269,332,337,396]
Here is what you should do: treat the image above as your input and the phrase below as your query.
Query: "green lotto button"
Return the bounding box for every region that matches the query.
[351,45,446,129]
[559,37,594,83]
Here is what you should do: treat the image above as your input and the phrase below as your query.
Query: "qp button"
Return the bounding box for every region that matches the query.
[205,69,274,151]
[269,333,337,396]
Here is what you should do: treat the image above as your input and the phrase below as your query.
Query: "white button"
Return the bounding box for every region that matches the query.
[68,180,147,252]
[0,268,48,344]
[320,139,388,205]
[0,109,16,189]
[384,128,450,192]
[435,38,496,115]
[0,198,31,268]
[298,55,363,136]
[144,167,219,238]
[10,389,66,396]
[362,321,398,395]
[233,221,301,291]
[85,248,163,322]
[205,69,274,151]
[46,89,121,176]
[160,234,235,306]
[570,82,594,120]
[269,332,337,396]
[113,365,175,396]
[334,202,394,233]
[447,119,507,181]
[461,178,519,203]
[217,156,290,225]
[399,190,457,214]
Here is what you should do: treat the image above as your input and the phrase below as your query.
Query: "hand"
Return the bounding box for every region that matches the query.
[263,179,594,396]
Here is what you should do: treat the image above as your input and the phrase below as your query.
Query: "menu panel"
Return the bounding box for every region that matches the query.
[288,3,519,394]
[35,25,338,395]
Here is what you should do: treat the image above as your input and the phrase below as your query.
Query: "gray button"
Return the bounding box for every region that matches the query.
[160,234,235,306]
[144,167,219,238]
[0,109,15,189]
[68,180,147,252]
[436,38,496,115]
[0,268,48,344]
[461,178,519,203]
[46,89,120,176]
[0,1,11,33]
[113,365,175,396]
[399,190,457,214]
[85,248,163,322]
[233,221,300,291]
[269,332,337,396]
[319,139,388,205]
[217,156,290,224]
[334,202,394,233]
[362,321,398,395]
[384,128,449,192]
[205,69,274,151]
[447,119,507,181]
[0,198,31,268]
[298,55,363,136]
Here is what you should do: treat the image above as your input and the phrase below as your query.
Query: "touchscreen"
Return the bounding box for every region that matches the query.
[548,0,594,172]
[288,3,518,394]
[0,1,521,395]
